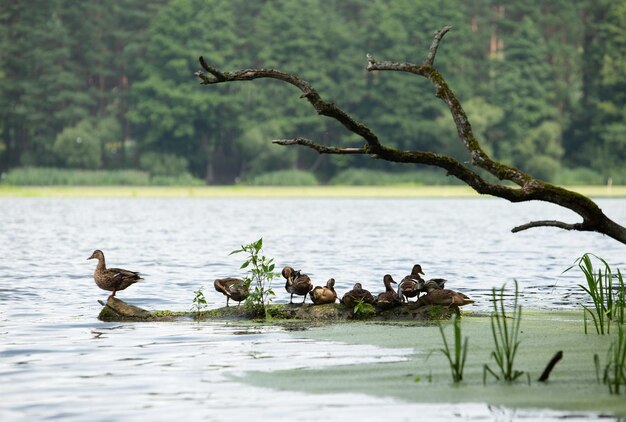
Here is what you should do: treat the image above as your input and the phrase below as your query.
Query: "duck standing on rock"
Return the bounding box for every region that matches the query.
[310,278,337,305]
[376,274,401,310]
[88,250,143,297]
[399,264,425,302]
[416,280,474,310]
[340,282,376,308]
[282,266,313,304]
[214,277,249,307]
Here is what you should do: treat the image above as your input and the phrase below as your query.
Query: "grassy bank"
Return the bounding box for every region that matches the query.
[1,185,625,198]
[241,310,626,416]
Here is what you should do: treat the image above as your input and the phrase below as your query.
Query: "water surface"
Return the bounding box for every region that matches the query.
[1,197,624,420]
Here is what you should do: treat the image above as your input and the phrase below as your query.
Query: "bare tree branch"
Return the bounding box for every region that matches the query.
[273,138,365,155]
[512,221,584,233]
[199,56,226,81]
[195,28,626,244]
[194,58,382,151]
[424,25,452,65]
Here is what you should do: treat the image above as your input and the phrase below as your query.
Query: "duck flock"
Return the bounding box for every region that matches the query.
[88,250,474,312]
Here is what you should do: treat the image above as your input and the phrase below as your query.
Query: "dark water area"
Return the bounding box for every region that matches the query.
[1,197,624,420]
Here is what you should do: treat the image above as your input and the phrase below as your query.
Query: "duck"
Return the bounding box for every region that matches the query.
[376,274,401,310]
[282,266,313,304]
[416,281,474,308]
[87,249,143,297]
[399,264,425,302]
[309,278,338,305]
[214,277,249,307]
[416,278,447,293]
[340,282,376,308]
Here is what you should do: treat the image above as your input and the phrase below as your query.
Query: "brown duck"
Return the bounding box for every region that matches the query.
[416,281,474,308]
[87,250,142,297]
[376,274,401,310]
[282,266,313,304]
[309,278,337,305]
[214,277,249,306]
[399,264,425,302]
[416,278,447,293]
[340,282,376,308]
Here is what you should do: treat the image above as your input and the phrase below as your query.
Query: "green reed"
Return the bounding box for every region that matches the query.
[594,325,626,394]
[483,280,527,383]
[565,253,625,334]
[439,315,469,383]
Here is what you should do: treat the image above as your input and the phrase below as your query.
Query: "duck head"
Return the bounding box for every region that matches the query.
[87,250,104,261]
[281,266,295,280]
[353,282,363,290]
[383,274,397,290]
[326,278,336,290]
[411,264,425,276]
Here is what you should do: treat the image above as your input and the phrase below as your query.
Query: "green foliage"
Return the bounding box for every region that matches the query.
[245,170,319,186]
[553,167,605,185]
[190,287,208,319]
[52,119,102,168]
[484,281,527,383]
[353,298,376,320]
[565,253,625,335]
[329,168,461,186]
[230,238,279,317]
[150,174,204,186]
[594,326,626,394]
[522,155,561,183]
[3,167,150,186]
[139,152,189,177]
[439,315,469,383]
[2,0,625,186]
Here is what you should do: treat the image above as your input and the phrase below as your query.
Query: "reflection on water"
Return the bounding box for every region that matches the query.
[0,198,624,420]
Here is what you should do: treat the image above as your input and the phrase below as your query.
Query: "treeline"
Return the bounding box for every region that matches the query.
[1,0,625,185]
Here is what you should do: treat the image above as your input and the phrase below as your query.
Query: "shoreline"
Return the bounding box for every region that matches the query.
[1,184,625,198]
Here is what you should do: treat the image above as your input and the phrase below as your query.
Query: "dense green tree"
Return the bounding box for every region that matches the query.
[130,0,253,183]
[0,1,88,168]
[1,0,624,184]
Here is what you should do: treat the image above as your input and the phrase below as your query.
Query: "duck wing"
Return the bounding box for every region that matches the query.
[109,267,142,282]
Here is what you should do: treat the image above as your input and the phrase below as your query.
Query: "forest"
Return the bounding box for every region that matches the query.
[1,0,625,186]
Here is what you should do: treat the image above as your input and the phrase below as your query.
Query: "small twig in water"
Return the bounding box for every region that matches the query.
[538,351,563,382]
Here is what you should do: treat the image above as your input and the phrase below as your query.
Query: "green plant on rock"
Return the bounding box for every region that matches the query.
[439,314,469,383]
[191,287,208,319]
[483,280,527,384]
[594,325,626,394]
[565,253,625,335]
[230,238,279,317]
[352,298,375,319]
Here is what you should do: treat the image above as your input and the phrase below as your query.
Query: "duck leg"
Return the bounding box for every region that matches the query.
[226,297,230,307]
[289,293,294,304]
[302,294,306,304]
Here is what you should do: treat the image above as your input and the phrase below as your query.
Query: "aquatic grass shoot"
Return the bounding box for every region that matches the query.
[439,315,469,383]
[594,325,626,394]
[191,287,208,319]
[483,280,527,383]
[565,253,625,334]
[230,238,279,317]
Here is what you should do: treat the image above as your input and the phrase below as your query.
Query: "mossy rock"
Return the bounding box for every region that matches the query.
[97,297,457,323]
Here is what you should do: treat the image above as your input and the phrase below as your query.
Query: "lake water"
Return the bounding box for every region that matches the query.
[1,197,625,420]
